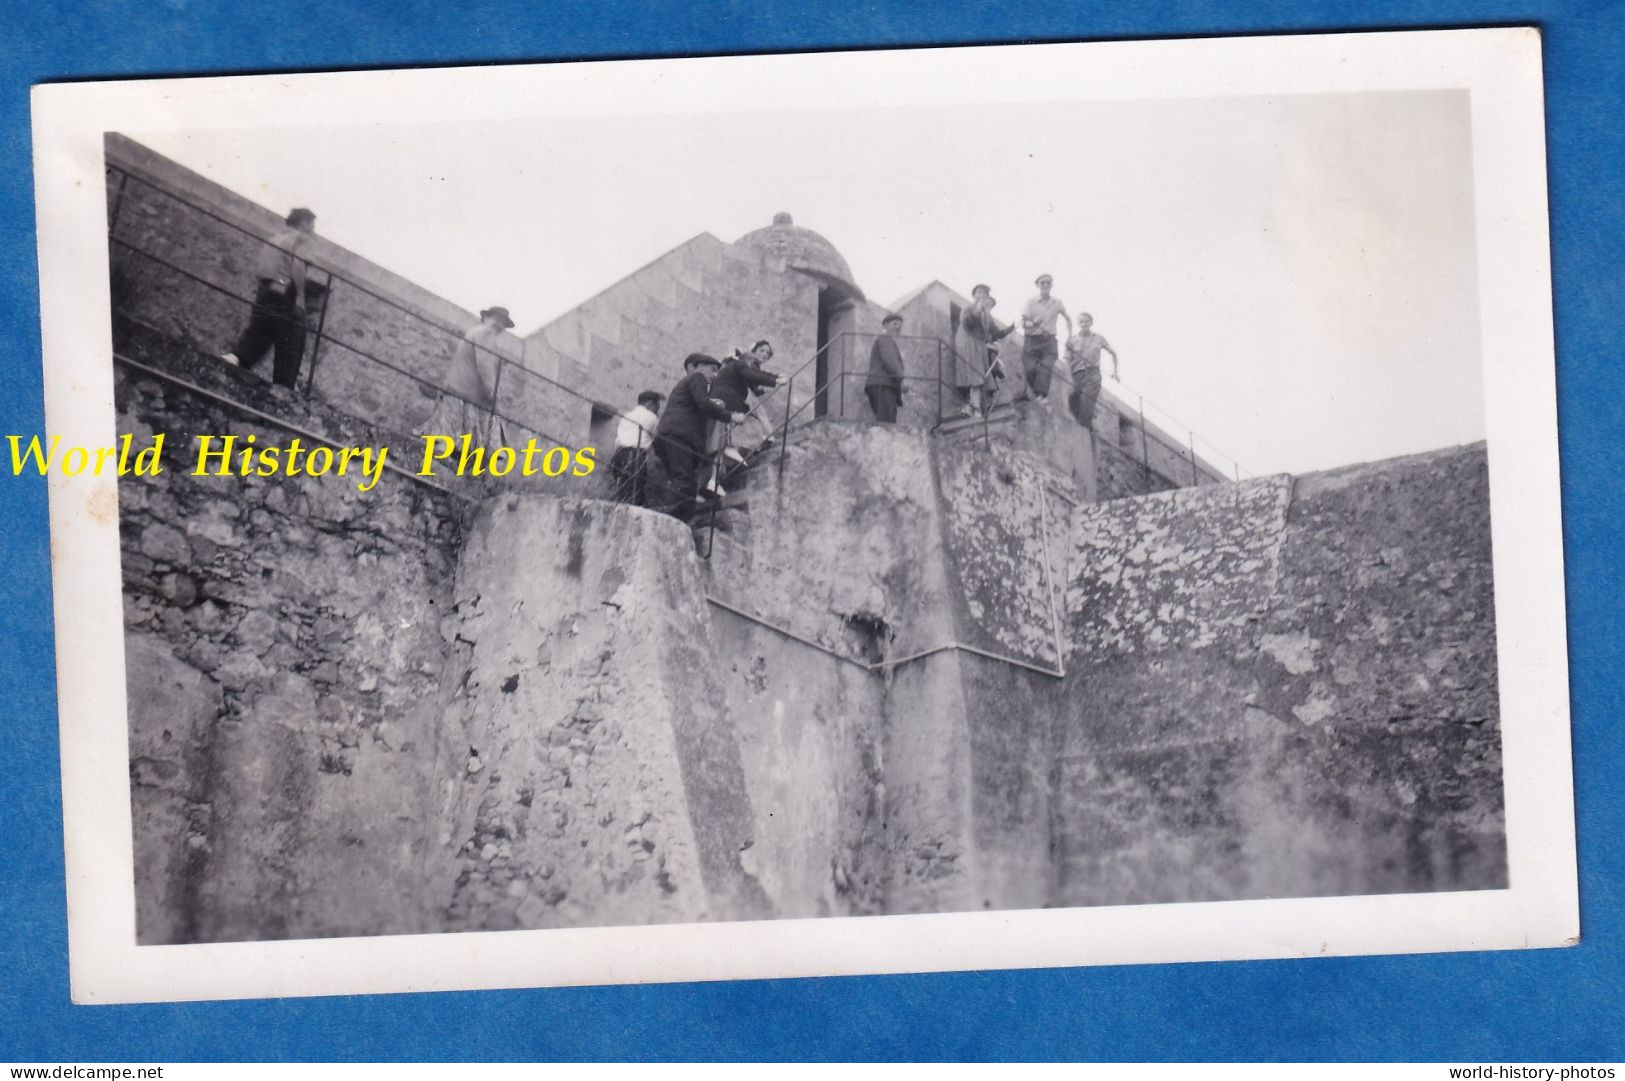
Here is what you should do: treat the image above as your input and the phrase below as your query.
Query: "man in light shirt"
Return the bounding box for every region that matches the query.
[1064,313,1120,430]
[611,389,664,505]
[1019,273,1073,403]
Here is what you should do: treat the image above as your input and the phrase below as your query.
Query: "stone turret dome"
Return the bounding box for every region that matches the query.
[734,212,866,302]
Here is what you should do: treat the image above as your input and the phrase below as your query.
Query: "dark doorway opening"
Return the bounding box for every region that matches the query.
[588,402,618,452]
[815,289,837,418]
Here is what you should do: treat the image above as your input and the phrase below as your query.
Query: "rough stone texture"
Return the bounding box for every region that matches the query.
[876,652,976,912]
[704,422,958,662]
[439,496,769,930]
[735,213,863,300]
[1057,443,1505,905]
[705,423,1078,914]
[935,437,1070,669]
[111,136,1504,940]
[117,341,464,944]
[1069,475,1294,656]
[710,612,888,917]
[124,632,221,945]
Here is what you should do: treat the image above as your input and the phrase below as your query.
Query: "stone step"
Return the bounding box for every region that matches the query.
[935,409,1017,438]
[691,506,751,544]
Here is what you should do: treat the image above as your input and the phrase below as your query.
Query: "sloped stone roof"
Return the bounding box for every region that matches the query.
[734,212,865,302]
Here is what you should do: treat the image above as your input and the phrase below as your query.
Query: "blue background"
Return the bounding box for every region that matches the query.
[2,1,1620,1062]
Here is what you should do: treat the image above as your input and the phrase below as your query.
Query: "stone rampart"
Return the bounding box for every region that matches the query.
[1057,444,1504,904]
[118,342,465,944]
[438,496,769,930]
[108,135,1504,940]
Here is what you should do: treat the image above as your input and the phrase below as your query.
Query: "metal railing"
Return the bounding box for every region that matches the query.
[742,327,1248,499]
[106,160,1254,550]
[105,163,766,553]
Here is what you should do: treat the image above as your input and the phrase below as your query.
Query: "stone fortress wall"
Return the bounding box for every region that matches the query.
[107,137,1505,943]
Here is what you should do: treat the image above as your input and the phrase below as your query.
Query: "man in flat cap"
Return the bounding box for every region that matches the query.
[652,353,733,519]
[1019,273,1073,403]
[421,305,513,441]
[865,313,906,423]
[221,206,318,389]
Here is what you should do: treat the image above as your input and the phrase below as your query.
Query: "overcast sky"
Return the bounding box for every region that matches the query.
[133,89,1482,476]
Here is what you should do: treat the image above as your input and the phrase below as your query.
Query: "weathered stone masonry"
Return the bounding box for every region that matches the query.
[1057,447,1504,905]
[119,349,464,943]
[120,331,1505,942]
[112,137,1504,942]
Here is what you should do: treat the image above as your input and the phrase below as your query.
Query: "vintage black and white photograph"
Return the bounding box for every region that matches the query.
[33,29,1575,1003]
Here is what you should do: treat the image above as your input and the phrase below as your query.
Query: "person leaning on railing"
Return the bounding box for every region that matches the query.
[708,339,782,488]
[220,207,317,389]
[421,304,512,441]
[712,340,781,429]
[610,389,664,506]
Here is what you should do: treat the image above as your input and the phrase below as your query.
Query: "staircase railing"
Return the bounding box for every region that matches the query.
[106,159,1251,555]
[106,163,775,549]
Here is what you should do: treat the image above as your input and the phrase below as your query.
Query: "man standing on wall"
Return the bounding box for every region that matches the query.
[220,207,318,389]
[652,353,733,519]
[1064,313,1120,432]
[865,313,906,423]
[610,390,663,505]
[1019,273,1072,403]
[422,305,513,441]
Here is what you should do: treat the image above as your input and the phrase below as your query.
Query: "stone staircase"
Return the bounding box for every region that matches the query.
[689,450,772,551]
[932,403,1019,445]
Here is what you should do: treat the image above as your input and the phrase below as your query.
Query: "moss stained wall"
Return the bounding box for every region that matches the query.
[706,423,1080,916]
[935,435,1074,670]
[709,615,889,917]
[704,422,957,661]
[1058,444,1504,905]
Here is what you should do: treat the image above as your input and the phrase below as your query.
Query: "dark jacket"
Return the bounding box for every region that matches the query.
[712,357,780,413]
[866,335,906,395]
[655,371,732,448]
